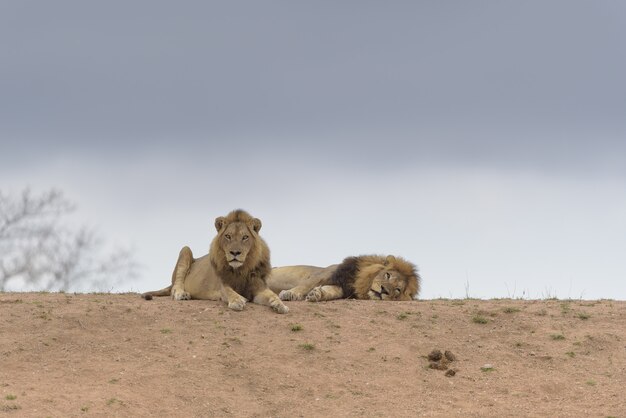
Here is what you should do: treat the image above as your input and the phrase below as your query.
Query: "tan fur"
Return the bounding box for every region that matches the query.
[142,210,288,314]
[268,255,420,302]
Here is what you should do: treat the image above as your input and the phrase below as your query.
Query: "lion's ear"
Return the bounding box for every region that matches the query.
[215,216,226,232]
[385,255,396,265]
[251,218,262,233]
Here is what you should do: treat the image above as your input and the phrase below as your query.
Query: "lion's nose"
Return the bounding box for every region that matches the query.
[380,286,389,295]
[230,251,241,257]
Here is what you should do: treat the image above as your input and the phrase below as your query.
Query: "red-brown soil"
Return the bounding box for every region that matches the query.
[1,293,625,417]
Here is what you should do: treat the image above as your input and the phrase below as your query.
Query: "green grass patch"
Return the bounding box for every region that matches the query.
[577,312,591,320]
[4,395,16,401]
[160,328,172,334]
[290,324,303,332]
[565,351,576,358]
[503,307,520,314]
[550,334,566,340]
[299,343,315,351]
[472,315,488,324]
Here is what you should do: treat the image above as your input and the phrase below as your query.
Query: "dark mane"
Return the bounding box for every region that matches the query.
[328,256,360,298]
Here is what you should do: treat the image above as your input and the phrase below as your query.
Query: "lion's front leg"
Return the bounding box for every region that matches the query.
[254,288,289,314]
[278,285,312,301]
[306,285,344,302]
[221,284,248,311]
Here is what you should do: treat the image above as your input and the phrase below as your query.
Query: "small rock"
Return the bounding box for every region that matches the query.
[444,369,456,377]
[428,349,442,361]
[444,350,457,362]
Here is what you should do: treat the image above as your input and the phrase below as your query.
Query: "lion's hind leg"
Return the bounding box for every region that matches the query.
[254,288,289,314]
[141,285,172,300]
[305,285,344,302]
[171,246,193,300]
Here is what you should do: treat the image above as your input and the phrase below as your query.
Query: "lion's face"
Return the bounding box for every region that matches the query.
[214,214,263,270]
[218,222,257,269]
[367,268,415,301]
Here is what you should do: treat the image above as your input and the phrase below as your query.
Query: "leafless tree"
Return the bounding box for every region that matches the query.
[0,188,137,292]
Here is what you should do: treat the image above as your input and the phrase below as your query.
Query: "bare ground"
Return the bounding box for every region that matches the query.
[1,293,625,417]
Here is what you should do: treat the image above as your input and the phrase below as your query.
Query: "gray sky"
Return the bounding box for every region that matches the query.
[2,1,625,299]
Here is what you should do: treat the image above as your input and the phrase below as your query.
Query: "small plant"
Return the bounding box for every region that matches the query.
[503,307,520,314]
[480,365,495,372]
[1,404,20,411]
[160,328,172,334]
[291,324,303,332]
[551,334,566,341]
[396,313,408,320]
[472,315,488,324]
[565,351,575,358]
[5,394,16,400]
[299,343,315,351]
[577,312,591,320]
[367,347,376,352]
[586,380,596,386]
[106,398,118,406]
[81,406,89,412]
[108,378,119,384]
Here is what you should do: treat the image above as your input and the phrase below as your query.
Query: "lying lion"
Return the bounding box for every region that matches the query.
[268,255,420,302]
[141,209,289,314]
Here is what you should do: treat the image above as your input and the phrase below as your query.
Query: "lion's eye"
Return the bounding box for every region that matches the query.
[242,235,249,241]
[384,272,391,280]
[225,234,231,240]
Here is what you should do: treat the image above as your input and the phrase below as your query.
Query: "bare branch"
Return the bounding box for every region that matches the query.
[0,188,137,292]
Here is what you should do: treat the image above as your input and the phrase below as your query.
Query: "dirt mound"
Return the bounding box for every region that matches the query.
[1,294,625,416]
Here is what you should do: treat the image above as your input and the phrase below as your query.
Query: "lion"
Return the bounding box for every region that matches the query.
[141,209,289,314]
[268,255,420,302]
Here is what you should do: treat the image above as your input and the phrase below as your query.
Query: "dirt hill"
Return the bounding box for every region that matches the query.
[1,293,625,417]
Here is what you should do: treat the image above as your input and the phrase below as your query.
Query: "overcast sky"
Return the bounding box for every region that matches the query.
[2,1,625,299]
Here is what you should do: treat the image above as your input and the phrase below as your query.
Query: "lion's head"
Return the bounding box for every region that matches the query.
[354,255,420,301]
[209,209,270,276]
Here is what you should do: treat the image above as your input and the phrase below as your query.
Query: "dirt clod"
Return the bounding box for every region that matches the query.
[444,350,456,362]
[427,349,442,361]
[429,361,448,370]
[445,369,456,377]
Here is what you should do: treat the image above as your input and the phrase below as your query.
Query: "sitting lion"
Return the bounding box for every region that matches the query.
[268,255,420,302]
[141,209,288,314]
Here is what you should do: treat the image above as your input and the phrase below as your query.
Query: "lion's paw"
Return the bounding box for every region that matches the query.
[228,298,246,311]
[271,301,289,314]
[279,290,303,301]
[172,290,191,300]
[305,287,324,302]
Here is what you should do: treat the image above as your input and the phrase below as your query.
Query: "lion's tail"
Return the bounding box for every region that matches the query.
[141,285,172,300]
